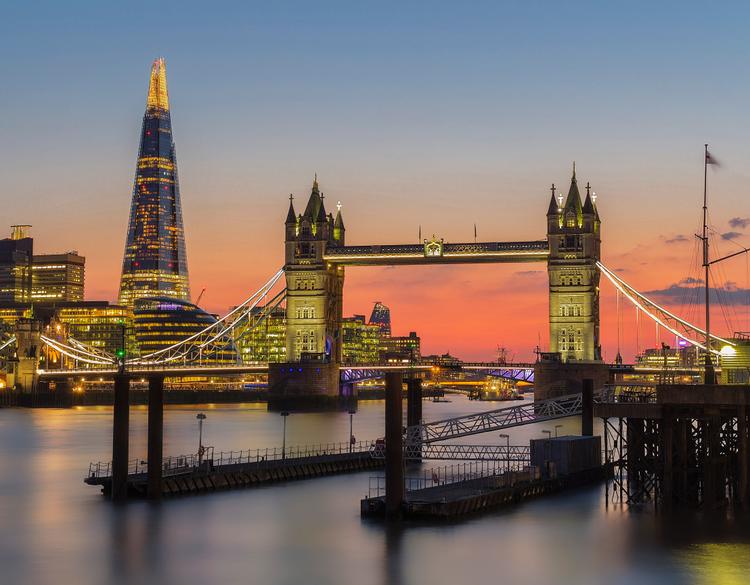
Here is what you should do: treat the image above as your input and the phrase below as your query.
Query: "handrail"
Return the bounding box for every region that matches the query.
[367,460,531,498]
[407,393,584,444]
[369,442,531,462]
[85,440,376,480]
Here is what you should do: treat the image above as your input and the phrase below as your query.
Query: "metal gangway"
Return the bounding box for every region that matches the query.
[371,442,531,462]
[407,393,583,444]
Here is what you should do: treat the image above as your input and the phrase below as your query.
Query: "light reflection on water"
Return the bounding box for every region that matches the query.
[0,394,747,584]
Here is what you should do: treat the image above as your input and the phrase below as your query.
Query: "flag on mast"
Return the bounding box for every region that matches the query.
[706,149,721,167]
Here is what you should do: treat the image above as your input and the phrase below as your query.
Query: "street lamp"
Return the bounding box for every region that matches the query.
[554,424,563,438]
[281,411,290,460]
[499,433,510,474]
[196,413,207,464]
[542,430,552,440]
[348,409,356,453]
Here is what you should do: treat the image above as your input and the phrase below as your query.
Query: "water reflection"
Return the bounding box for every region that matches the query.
[385,524,405,585]
[0,396,748,584]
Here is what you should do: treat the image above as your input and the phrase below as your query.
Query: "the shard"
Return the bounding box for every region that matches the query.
[118,58,190,309]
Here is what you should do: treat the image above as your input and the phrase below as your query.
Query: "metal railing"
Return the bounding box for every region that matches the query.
[367,460,532,498]
[369,442,531,462]
[407,393,583,444]
[597,384,657,404]
[86,440,374,480]
[208,441,373,468]
[87,453,203,480]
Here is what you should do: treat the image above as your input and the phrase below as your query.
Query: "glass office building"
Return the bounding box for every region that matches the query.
[134,297,236,363]
[32,253,85,302]
[0,226,33,304]
[368,301,392,336]
[119,58,190,309]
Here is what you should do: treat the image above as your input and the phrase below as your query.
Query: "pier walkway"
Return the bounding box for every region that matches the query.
[362,463,611,520]
[85,441,383,498]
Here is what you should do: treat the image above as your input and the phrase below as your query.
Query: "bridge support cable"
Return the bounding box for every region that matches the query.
[129,269,285,365]
[39,335,114,366]
[232,289,287,345]
[67,337,115,361]
[0,336,16,352]
[407,394,583,444]
[597,262,732,354]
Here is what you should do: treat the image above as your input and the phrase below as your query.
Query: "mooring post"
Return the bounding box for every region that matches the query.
[703,412,721,508]
[406,377,422,428]
[385,371,404,519]
[738,406,749,509]
[147,375,164,500]
[581,378,594,437]
[661,409,674,512]
[111,373,130,502]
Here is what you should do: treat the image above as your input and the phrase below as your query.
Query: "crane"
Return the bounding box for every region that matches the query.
[195,288,206,307]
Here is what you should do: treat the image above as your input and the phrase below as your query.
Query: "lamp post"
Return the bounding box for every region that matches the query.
[542,430,552,440]
[281,411,289,460]
[499,433,510,474]
[196,413,207,464]
[348,409,356,453]
[555,424,563,438]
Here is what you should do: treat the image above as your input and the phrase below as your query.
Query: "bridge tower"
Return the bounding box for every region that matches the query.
[269,177,347,409]
[546,165,601,363]
[536,166,608,400]
[10,318,42,393]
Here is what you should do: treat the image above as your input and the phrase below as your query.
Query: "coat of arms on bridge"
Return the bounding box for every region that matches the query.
[424,236,445,257]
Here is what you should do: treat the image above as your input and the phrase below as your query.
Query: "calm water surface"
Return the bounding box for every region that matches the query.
[0,394,748,585]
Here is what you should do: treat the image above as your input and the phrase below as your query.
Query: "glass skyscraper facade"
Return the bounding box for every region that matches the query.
[119,58,190,309]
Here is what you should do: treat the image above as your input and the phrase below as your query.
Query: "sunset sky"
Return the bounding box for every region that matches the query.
[3,1,750,361]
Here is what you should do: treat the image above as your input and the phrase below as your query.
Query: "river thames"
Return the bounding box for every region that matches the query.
[0,394,748,585]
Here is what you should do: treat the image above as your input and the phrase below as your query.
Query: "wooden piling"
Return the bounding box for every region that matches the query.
[147,375,164,501]
[406,378,422,428]
[111,373,130,502]
[385,372,404,519]
[581,379,593,437]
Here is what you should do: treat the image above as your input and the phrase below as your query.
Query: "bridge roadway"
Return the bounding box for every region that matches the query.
[37,363,435,380]
[38,360,706,381]
[323,240,550,266]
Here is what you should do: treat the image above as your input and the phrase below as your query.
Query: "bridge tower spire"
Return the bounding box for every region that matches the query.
[547,166,601,363]
[271,177,346,408]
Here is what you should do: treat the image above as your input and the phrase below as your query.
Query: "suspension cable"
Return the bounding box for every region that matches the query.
[598,262,733,346]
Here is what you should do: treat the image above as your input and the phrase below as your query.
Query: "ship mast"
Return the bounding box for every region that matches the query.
[702,144,715,384]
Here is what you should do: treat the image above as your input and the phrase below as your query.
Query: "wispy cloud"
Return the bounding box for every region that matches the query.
[515,270,543,276]
[679,276,703,285]
[721,231,743,241]
[729,217,750,229]
[665,234,688,244]
[645,282,750,306]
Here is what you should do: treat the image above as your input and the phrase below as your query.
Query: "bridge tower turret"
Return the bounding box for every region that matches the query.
[547,165,601,362]
[283,176,344,364]
[271,176,346,409]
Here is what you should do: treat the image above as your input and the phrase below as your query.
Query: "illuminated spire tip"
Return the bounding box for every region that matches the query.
[146,57,169,111]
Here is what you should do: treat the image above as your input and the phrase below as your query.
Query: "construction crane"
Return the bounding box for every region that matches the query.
[195,288,206,307]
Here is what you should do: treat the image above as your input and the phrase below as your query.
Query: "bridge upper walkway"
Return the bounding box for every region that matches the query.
[324,240,549,266]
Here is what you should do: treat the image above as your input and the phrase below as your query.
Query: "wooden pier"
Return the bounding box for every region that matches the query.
[595,383,750,510]
[85,442,383,498]
[361,465,611,520]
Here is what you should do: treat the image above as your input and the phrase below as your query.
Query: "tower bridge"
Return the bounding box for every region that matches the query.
[273,168,602,408]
